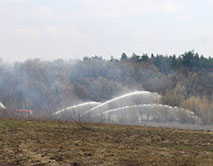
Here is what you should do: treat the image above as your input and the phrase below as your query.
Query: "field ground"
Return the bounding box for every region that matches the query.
[0,119,213,166]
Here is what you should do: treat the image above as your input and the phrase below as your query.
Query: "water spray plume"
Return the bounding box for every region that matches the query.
[82,91,160,116]
[52,102,100,120]
[92,104,202,125]
[52,91,202,127]
[0,102,6,109]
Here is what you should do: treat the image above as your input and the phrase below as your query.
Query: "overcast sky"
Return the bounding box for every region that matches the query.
[0,0,213,62]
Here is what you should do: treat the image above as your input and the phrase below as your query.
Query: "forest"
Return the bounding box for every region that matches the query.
[0,50,213,124]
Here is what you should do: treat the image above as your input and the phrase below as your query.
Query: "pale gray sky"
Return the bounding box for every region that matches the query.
[0,0,213,62]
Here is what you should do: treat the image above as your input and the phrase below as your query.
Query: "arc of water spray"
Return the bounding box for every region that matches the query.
[0,102,6,109]
[52,102,100,116]
[82,91,157,116]
[92,104,195,118]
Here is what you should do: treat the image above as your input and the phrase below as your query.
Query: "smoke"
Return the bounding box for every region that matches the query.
[0,58,146,116]
[0,54,211,128]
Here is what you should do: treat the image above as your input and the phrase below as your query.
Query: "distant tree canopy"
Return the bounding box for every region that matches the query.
[151,50,213,72]
[119,50,213,75]
[0,50,213,123]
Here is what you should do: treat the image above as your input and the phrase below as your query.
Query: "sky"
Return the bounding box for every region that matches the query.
[0,0,213,62]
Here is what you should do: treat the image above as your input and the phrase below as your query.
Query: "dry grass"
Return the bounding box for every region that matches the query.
[0,119,213,166]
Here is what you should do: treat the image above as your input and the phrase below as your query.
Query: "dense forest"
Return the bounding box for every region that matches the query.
[0,50,213,124]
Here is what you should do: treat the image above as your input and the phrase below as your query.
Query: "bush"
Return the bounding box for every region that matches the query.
[161,84,186,107]
[181,96,213,125]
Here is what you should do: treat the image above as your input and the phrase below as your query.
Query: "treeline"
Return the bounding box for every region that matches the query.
[124,50,213,72]
[0,51,213,123]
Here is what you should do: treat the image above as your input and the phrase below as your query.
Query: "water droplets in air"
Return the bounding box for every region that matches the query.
[52,91,202,125]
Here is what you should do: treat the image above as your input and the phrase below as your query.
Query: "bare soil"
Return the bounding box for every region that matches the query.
[0,119,213,165]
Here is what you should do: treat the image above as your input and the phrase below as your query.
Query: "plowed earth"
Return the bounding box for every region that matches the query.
[0,119,213,166]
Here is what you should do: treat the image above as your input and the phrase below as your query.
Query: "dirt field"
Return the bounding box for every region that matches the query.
[0,119,213,166]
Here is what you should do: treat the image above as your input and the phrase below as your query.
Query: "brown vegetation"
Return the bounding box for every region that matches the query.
[0,51,213,124]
